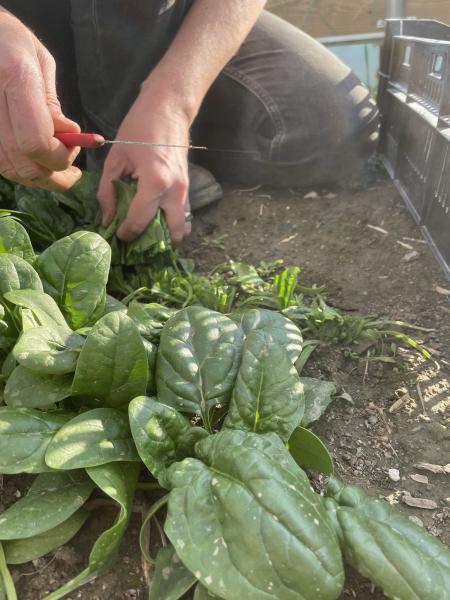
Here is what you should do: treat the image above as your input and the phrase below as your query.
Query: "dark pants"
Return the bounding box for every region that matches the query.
[4,0,379,186]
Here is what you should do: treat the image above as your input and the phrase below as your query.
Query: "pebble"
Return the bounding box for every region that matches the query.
[388,468,400,482]
[408,515,424,527]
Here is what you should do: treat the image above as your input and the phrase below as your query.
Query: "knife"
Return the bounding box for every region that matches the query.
[55,132,259,156]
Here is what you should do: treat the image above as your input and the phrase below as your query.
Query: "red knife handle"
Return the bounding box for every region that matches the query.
[55,132,105,148]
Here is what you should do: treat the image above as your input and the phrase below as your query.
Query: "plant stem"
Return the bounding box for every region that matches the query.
[139,494,170,566]
[0,543,17,600]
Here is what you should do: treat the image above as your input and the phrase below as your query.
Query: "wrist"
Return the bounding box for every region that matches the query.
[140,68,200,125]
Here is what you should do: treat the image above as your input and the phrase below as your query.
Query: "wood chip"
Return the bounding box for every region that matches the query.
[402,492,438,510]
[402,236,427,244]
[389,393,410,413]
[304,191,319,199]
[435,285,450,296]
[410,473,429,484]
[396,240,414,250]
[415,462,447,474]
[367,224,388,235]
[402,250,419,262]
[280,233,298,244]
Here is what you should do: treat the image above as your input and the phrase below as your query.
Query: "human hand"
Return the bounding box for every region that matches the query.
[97,85,191,243]
[0,9,81,191]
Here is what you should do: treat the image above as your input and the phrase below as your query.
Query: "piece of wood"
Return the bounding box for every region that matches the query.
[267,0,450,37]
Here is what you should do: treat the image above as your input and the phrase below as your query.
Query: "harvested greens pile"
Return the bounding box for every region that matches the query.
[0,175,448,600]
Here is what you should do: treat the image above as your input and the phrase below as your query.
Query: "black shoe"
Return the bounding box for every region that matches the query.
[188,163,223,211]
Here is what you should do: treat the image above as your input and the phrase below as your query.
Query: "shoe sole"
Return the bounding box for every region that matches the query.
[189,182,223,211]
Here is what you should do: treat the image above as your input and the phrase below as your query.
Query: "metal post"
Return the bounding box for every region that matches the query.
[385,0,405,19]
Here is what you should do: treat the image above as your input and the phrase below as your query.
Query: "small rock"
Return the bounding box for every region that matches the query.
[410,473,429,484]
[415,462,447,474]
[388,468,400,482]
[408,515,424,527]
[304,191,319,199]
[402,491,438,510]
[14,489,21,498]
[402,250,419,262]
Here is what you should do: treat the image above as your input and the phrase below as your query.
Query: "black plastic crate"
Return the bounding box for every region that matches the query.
[378,18,450,281]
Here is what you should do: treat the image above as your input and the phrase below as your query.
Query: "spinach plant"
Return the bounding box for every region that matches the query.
[0,183,447,600]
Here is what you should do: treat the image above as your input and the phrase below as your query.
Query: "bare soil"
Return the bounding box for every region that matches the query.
[3,165,450,599]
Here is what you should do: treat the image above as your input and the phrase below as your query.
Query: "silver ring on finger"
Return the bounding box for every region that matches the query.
[184,211,193,222]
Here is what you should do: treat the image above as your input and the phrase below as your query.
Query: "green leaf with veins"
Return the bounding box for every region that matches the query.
[224,330,304,442]
[324,478,450,600]
[36,231,111,329]
[4,508,89,565]
[0,407,71,474]
[0,471,94,540]
[4,289,69,329]
[45,408,139,470]
[72,312,148,408]
[0,254,42,302]
[13,325,84,375]
[165,430,343,600]
[129,396,207,484]
[156,307,243,422]
[231,308,303,363]
[193,583,222,599]
[0,215,35,263]
[42,461,139,600]
[4,366,73,409]
[127,302,176,344]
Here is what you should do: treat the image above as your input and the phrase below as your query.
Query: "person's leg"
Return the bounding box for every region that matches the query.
[191,11,379,187]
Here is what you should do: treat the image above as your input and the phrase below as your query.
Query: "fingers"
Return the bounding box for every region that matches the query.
[5,64,76,172]
[116,173,165,242]
[97,153,126,227]
[160,178,190,242]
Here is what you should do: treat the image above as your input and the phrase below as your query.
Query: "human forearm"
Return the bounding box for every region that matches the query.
[141,0,267,123]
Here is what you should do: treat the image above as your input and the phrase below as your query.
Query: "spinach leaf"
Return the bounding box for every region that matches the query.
[156,307,243,422]
[36,231,111,329]
[0,215,35,263]
[4,508,89,565]
[72,312,148,408]
[224,330,304,442]
[43,461,139,600]
[104,294,127,315]
[300,377,336,427]
[0,407,70,474]
[0,254,42,300]
[149,544,197,600]
[194,584,221,599]
[288,427,334,475]
[165,430,343,600]
[231,308,303,363]
[129,396,207,484]
[15,187,74,244]
[45,408,139,470]
[13,325,84,375]
[326,478,450,599]
[127,302,176,344]
[0,471,94,540]
[4,366,72,409]
[4,289,69,329]
[142,338,157,394]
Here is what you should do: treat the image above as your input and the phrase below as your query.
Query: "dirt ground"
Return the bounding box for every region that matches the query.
[2,164,449,599]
